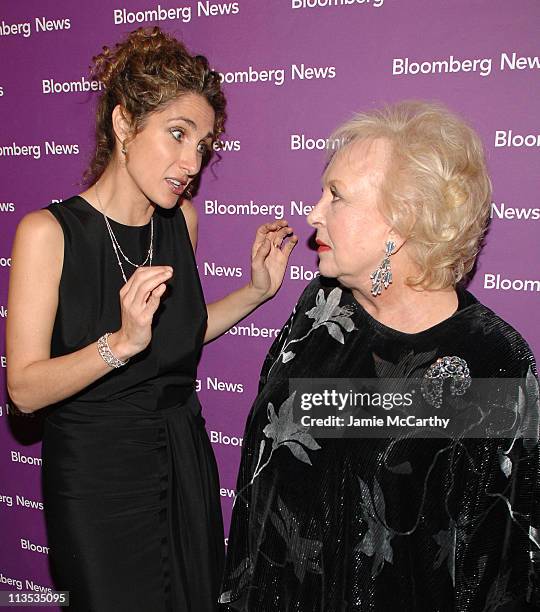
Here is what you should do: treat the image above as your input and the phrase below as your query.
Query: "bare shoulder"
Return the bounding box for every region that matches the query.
[179,199,198,251]
[7,210,65,385]
[12,209,63,277]
[16,208,63,239]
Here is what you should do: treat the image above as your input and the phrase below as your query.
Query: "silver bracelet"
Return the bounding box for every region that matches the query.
[97,332,129,368]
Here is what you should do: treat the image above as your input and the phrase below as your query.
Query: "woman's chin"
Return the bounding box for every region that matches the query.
[152,195,180,209]
[316,261,336,279]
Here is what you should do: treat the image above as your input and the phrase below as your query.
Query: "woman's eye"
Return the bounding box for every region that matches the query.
[330,188,341,203]
[170,128,184,141]
[197,142,210,155]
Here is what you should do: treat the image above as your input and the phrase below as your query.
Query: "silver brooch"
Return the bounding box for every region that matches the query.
[421,356,471,409]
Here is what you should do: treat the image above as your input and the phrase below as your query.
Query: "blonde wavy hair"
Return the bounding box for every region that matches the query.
[328,101,492,290]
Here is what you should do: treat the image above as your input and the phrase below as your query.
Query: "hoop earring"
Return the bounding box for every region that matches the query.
[370,240,395,296]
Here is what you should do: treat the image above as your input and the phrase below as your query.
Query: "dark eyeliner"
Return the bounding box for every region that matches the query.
[170,127,184,141]
[330,186,341,201]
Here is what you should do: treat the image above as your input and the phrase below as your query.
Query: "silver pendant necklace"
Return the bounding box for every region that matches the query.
[94,182,154,284]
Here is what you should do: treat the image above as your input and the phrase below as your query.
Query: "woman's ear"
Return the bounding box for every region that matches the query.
[111,104,133,152]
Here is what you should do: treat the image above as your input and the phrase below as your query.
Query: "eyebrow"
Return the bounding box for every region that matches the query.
[167,116,213,138]
[322,178,349,199]
[321,174,343,188]
[321,163,336,185]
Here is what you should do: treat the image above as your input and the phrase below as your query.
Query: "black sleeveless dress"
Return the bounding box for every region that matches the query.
[41,195,224,611]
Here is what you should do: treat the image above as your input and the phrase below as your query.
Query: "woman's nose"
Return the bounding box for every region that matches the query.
[178,146,200,177]
[307,198,325,227]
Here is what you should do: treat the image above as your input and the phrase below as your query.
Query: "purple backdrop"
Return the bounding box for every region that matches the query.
[1,0,539,605]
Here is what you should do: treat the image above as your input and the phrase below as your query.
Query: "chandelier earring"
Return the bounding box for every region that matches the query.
[370,240,395,296]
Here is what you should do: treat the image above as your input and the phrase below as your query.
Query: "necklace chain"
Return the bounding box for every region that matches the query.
[94,182,154,284]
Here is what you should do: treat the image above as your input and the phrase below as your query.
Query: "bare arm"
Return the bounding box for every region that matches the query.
[6,210,171,413]
[204,284,271,343]
[6,211,128,413]
[180,204,298,343]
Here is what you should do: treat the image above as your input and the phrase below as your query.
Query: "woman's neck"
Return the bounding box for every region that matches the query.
[351,281,459,334]
[80,161,154,227]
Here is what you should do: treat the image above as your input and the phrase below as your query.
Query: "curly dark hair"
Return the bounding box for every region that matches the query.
[83,26,226,188]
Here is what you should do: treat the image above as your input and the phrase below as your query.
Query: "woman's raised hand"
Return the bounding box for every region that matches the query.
[111,266,174,358]
[249,220,298,301]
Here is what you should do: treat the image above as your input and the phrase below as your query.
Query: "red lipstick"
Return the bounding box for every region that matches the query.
[316,238,331,253]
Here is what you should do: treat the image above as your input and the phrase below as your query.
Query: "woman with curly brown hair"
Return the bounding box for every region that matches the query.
[6,27,296,611]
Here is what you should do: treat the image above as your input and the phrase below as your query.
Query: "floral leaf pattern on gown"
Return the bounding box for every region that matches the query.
[483,568,513,611]
[355,477,394,577]
[219,558,253,604]
[521,365,540,451]
[220,278,540,611]
[270,496,323,582]
[305,287,356,345]
[263,393,321,456]
[373,347,439,379]
[268,286,356,376]
[433,520,457,585]
[248,392,321,485]
[498,448,513,478]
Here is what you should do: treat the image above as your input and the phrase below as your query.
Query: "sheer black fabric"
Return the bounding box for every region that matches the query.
[41,196,224,611]
[220,277,539,611]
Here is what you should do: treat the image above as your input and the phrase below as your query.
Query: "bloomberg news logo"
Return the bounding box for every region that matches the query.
[483,274,539,292]
[0,141,80,160]
[0,16,71,38]
[494,130,540,148]
[392,52,539,78]
[491,202,540,221]
[112,2,240,25]
[292,0,384,9]
[42,76,103,95]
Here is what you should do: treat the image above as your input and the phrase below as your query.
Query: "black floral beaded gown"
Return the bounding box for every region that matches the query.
[41,196,223,612]
[220,277,540,611]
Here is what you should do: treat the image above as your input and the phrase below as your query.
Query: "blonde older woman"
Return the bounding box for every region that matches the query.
[220,101,539,611]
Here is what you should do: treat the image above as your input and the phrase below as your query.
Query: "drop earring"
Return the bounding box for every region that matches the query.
[121,140,127,155]
[370,240,395,296]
